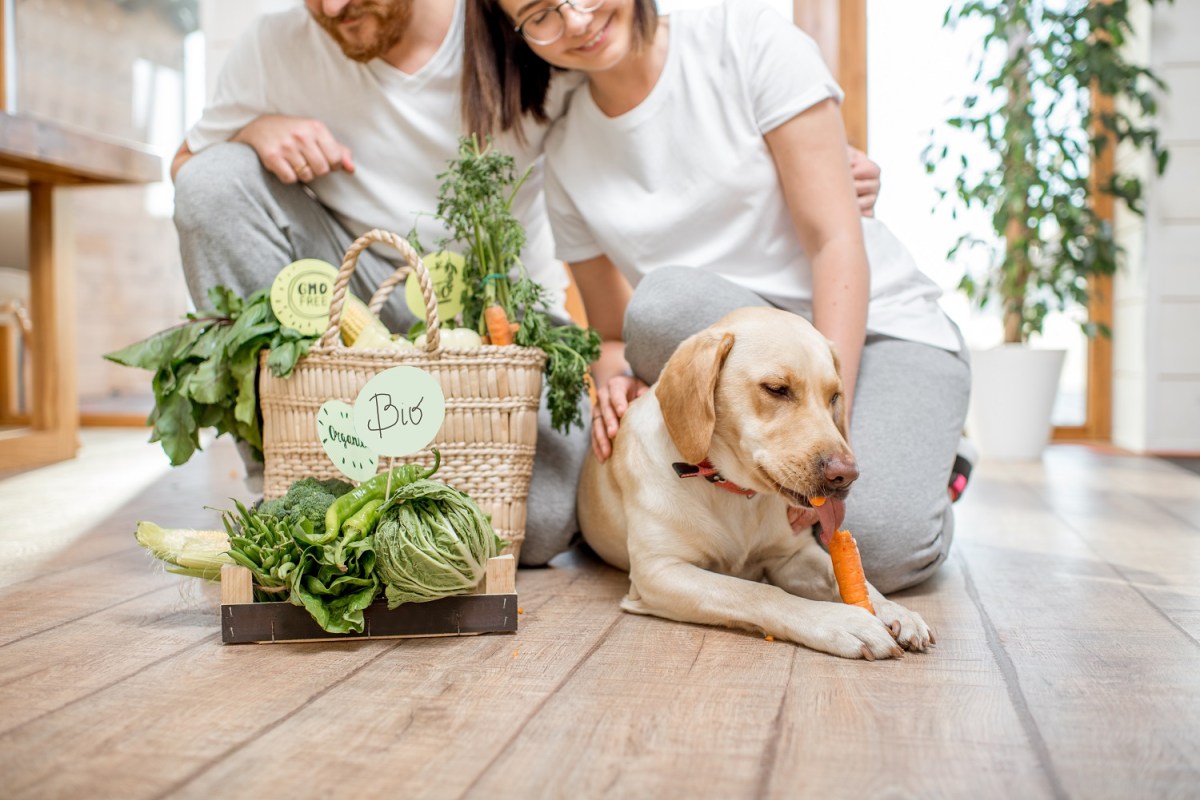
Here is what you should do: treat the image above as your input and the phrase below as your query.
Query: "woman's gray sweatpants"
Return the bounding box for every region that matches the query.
[173,143,588,566]
[623,267,971,593]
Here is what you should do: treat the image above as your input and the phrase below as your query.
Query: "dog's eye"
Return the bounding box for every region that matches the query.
[831,392,842,406]
[762,383,791,398]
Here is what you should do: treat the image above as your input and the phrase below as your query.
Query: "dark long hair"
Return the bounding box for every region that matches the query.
[463,0,660,144]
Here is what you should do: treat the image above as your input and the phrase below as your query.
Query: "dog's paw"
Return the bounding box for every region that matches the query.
[873,598,934,652]
[798,604,905,661]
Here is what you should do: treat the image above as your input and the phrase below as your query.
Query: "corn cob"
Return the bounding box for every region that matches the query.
[134,521,234,581]
[339,294,392,346]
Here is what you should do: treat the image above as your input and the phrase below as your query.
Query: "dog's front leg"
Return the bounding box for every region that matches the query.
[765,540,934,652]
[624,555,903,660]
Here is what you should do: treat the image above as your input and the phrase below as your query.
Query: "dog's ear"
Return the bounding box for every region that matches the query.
[657,330,736,463]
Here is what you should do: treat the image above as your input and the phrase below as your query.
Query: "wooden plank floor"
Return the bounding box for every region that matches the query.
[1,431,1198,799]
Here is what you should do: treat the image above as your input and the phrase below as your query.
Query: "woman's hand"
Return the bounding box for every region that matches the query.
[847,146,881,217]
[592,374,649,462]
[232,114,355,184]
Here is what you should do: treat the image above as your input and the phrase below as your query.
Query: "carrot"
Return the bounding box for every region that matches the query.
[484,303,514,346]
[828,528,875,614]
[810,496,827,507]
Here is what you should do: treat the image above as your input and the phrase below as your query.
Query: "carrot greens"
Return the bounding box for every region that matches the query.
[412,135,600,433]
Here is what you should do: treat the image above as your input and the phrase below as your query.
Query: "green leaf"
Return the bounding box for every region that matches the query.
[103,324,205,370]
[105,289,317,466]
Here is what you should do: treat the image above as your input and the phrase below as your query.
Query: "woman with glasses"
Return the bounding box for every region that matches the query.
[464,0,973,594]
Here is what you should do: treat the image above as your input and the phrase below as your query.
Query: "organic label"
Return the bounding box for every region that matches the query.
[271,259,339,335]
[352,366,446,457]
[406,251,465,322]
[316,400,379,481]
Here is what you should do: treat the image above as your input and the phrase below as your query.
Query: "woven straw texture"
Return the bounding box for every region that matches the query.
[258,230,546,559]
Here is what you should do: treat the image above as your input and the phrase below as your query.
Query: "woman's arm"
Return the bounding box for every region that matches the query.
[764,98,870,422]
[570,254,648,461]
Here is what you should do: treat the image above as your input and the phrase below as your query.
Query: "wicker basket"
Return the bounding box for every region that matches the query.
[258,229,546,560]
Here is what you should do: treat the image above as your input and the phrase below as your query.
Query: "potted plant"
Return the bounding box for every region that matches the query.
[926,0,1172,459]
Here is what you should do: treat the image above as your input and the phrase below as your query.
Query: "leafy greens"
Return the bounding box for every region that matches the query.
[104,286,316,466]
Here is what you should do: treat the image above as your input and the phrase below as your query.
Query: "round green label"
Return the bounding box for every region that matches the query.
[316,400,379,482]
[352,366,446,457]
[406,251,465,323]
[270,259,340,335]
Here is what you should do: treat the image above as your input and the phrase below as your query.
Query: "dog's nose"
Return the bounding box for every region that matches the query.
[822,455,859,491]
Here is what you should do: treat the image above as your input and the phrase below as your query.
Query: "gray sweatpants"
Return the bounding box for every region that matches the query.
[624,267,971,593]
[173,143,588,566]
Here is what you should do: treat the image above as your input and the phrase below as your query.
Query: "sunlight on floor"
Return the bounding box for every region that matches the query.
[0,429,199,570]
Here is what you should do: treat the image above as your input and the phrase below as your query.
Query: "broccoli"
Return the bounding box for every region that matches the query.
[256,477,353,538]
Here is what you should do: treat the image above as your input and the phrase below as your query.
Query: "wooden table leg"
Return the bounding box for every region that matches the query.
[0,182,79,468]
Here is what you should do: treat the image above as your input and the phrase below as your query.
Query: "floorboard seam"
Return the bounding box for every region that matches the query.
[0,548,126,591]
[1108,565,1200,651]
[0,583,171,649]
[0,635,212,740]
[460,607,625,796]
[958,551,1070,800]
[753,645,797,799]
[150,640,404,800]
[1019,474,1200,653]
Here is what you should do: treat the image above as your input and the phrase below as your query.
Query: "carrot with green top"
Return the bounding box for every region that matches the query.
[484,304,514,345]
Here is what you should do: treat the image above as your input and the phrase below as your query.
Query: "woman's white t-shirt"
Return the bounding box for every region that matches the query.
[544,0,960,351]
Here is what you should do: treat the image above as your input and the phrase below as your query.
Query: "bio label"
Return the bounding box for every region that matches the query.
[352,366,446,456]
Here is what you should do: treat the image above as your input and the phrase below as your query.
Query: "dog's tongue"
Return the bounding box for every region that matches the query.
[814,497,846,546]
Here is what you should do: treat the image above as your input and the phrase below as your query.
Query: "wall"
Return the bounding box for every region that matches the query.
[1113,0,1200,454]
[199,0,294,94]
[9,0,192,412]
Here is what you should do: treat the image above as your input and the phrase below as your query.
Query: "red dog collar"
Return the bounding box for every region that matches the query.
[672,460,757,498]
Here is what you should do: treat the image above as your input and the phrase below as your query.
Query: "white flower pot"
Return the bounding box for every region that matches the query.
[967,345,1066,462]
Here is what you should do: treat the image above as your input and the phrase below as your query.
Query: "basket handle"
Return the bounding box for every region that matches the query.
[322,229,442,350]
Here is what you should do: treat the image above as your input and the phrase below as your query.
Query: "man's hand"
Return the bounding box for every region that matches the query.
[591,374,649,463]
[233,115,356,184]
[847,146,880,217]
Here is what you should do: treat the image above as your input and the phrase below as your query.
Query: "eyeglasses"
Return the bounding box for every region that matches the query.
[515,0,604,46]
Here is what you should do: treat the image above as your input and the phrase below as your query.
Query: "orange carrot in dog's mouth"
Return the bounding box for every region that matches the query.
[827,529,874,614]
[810,495,846,544]
[812,496,874,615]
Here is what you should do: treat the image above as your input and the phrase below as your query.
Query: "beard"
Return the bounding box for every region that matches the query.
[312,0,414,62]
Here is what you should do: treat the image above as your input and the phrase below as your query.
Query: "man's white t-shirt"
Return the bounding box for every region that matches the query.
[544,0,961,352]
[186,0,570,314]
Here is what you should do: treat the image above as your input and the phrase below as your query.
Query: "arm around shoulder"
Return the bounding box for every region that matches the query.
[763,99,870,415]
[170,140,193,183]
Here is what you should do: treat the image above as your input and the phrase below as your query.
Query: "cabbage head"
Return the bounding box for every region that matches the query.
[373,479,504,608]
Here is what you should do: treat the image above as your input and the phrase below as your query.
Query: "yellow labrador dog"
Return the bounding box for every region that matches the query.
[578,308,932,660]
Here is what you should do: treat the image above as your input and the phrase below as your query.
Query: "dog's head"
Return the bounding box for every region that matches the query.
[656,307,858,506]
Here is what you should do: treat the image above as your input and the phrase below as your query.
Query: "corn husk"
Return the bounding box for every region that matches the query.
[135,521,234,580]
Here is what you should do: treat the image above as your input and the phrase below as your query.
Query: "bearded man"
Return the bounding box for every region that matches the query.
[170,0,881,566]
[171,0,571,335]
[170,0,595,566]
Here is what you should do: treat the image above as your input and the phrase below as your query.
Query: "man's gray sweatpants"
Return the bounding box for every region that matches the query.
[623,267,971,593]
[173,143,587,566]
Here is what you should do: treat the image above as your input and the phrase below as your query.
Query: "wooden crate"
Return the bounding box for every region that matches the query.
[220,555,518,645]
